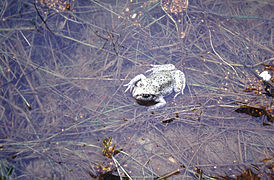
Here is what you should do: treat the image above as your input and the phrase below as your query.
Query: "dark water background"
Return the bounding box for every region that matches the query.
[0,0,273,179]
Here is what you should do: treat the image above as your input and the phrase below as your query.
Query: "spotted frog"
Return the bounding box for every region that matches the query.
[124,64,186,111]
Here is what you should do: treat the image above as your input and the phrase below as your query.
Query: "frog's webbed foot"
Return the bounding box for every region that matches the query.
[124,74,146,93]
[146,64,176,73]
[148,96,166,111]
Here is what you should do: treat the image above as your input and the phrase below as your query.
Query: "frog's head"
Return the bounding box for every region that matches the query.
[134,93,158,106]
[132,80,159,106]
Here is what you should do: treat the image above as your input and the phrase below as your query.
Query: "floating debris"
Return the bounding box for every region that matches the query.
[162,117,176,124]
[102,137,122,159]
[155,169,181,180]
[235,105,273,123]
[99,171,129,180]
[236,168,259,179]
[162,112,180,124]
[259,71,271,81]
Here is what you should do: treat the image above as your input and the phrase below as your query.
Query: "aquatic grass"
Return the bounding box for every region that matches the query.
[0,0,273,179]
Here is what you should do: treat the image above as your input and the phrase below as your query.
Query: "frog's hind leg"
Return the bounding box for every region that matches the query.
[124,74,146,93]
[146,64,176,73]
[173,70,186,99]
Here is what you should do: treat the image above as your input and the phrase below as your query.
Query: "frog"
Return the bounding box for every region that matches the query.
[124,64,186,111]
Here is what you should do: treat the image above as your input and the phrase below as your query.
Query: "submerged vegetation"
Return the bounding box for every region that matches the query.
[0,0,273,179]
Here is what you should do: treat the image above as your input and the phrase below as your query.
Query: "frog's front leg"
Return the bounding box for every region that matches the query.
[124,74,146,93]
[148,96,166,111]
[146,64,176,73]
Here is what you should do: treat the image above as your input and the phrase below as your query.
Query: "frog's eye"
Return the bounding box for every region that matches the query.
[135,80,142,86]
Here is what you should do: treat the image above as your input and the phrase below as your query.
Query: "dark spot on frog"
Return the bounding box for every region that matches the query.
[159,80,172,91]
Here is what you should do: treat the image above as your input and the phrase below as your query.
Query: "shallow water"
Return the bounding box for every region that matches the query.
[0,0,273,179]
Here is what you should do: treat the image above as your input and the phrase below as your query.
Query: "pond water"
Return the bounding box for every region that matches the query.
[0,0,273,179]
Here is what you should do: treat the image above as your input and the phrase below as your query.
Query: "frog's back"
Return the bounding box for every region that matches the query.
[148,71,174,96]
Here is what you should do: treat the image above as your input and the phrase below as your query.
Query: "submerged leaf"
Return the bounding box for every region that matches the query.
[235,105,265,117]
[99,171,129,180]
[236,168,259,180]
[235,105,273,122]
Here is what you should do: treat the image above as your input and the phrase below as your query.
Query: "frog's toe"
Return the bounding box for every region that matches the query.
[124,84,133,92]
[173,92,181,99]
[181,88,184,95]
